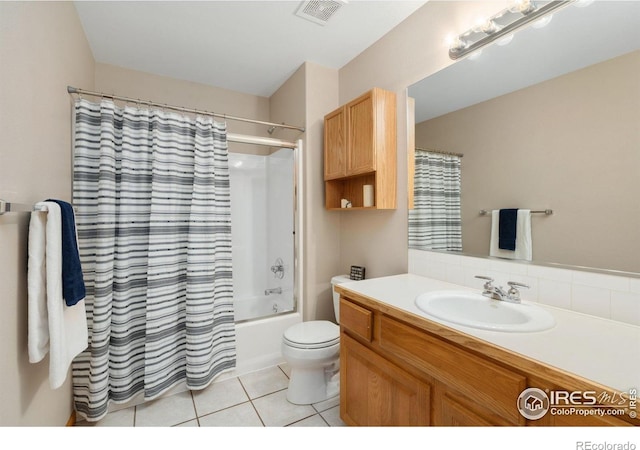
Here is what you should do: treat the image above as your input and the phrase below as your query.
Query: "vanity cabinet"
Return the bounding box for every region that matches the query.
[339,294,638,427]
[324,88,397,210]
[342,334,431,425]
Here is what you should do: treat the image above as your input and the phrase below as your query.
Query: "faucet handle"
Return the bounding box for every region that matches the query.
[475,275,494,290]
[475,275,494,282]
[507,281,529,302]
[508,281,529,290]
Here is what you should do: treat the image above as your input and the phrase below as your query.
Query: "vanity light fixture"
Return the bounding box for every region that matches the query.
[448,0,574,60]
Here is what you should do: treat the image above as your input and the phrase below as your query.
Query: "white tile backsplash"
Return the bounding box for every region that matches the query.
[629,278,640,295]
[408,249,639,325]
[538,279,572,310]
[610,291,640,326]
[526,264,574,283]
[571,284,611,319]
[572,270,630,292]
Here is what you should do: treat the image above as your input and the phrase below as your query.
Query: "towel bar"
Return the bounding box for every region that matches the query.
[0,199,47,215]
[479,209,553,216]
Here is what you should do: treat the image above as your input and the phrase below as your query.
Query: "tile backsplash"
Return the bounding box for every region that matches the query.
[408,249,640,327]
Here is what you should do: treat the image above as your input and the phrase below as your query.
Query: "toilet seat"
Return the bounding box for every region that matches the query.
[283,321,339,350]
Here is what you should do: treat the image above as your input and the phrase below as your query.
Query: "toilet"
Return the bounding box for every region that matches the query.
[281,274,352,405]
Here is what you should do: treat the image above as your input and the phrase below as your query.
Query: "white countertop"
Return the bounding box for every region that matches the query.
[338,273,640,393]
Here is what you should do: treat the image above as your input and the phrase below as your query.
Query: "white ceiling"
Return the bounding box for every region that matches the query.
[74,0,427,97]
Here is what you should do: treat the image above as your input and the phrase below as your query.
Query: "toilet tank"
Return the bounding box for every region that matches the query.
[331,275,352,324]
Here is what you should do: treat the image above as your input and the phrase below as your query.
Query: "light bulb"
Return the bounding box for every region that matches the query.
[480,19,500,35]
[496,34,514,46]
[468,49,483,61]
[510,0,537,15]
[447,35,467,51]
[575,0,595,7]
[532,14,553,29]
[444,34,457,48]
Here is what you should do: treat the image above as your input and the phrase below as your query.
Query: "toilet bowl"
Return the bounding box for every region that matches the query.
[281,274,352,405]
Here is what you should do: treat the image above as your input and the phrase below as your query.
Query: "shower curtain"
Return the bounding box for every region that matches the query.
[72,98,236,422]
[409,150,462,251]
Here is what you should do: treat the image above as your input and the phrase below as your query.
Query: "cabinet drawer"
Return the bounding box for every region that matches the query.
[340,298,372,342]
[378,315,526,425]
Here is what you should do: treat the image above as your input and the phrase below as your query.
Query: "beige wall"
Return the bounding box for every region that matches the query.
[0,1,95,426]
[336,1,504,278]
[95,63,271,156]
[270,62,341,322]
[414,51,640,273]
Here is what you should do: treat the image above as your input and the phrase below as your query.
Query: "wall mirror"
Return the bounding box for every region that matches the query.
[407,0,640,275]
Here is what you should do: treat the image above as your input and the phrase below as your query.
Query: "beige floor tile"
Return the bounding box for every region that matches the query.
[252,389,316,426]
[312,394,339,413]
[287,414,328,427]
[320,405,345,426]
[278,363,291,378]
[239,366,289,399]
[198,402,263,427]
[135,390,196,426]
[73,365,344,428]
[192,377,249,416]
[175,419,199,427]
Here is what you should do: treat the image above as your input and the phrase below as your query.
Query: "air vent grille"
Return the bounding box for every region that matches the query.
[295,1,346,26]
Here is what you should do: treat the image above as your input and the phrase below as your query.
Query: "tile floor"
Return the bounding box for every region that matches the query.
[75,364,344,427]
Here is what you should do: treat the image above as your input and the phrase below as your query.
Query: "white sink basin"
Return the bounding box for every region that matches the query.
[414,290,555,333]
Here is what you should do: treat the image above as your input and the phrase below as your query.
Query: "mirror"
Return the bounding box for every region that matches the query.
[407,1,640,275]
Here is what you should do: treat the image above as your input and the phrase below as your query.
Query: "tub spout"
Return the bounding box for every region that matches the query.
[265,287,282,295]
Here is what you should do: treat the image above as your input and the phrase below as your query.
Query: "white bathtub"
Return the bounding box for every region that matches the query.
[231,310,301,377]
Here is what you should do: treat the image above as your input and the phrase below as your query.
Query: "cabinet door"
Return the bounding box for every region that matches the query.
[341,333,431,426]
[438,390,513,426]
[346,91,375,176]
[324,107,346,180]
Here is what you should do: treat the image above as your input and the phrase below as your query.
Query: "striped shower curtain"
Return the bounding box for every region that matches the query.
[72,98,236,422]
[409,150,462,251]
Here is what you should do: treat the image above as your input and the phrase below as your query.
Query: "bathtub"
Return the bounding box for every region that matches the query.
[232,310,301,377]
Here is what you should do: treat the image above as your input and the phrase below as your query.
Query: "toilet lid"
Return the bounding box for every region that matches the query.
[284,321,340,349]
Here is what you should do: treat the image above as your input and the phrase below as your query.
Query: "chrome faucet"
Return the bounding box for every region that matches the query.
[475,276,529,304]
[265,287,282,296]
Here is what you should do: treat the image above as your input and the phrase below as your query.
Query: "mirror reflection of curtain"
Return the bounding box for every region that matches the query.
[409,150,462,251]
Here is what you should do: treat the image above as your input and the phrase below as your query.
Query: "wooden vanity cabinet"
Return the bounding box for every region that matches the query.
[324,88,397,210]
[339,294,638,427]
[341,334,431,426]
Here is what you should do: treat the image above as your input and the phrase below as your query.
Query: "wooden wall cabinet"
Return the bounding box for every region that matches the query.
[324,88,397,210]
[339,295,637,427]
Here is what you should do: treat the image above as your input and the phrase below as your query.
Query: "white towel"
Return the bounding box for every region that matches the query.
[28,201,88,389]
[489,209,532,261]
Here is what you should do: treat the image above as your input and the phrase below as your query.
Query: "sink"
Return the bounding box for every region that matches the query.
[414,290,555,333]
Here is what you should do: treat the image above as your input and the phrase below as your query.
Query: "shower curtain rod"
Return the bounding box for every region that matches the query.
[66,85,306,133]
[416,147,464,158]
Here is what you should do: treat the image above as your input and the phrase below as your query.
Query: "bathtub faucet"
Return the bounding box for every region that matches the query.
[265,287,282,296]
[271,257,285,279]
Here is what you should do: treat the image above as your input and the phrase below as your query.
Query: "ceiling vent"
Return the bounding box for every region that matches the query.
[295,1,347,26]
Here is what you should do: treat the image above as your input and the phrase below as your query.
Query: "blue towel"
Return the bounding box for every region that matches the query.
[46,199,86,306]
[498,208,518,251]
